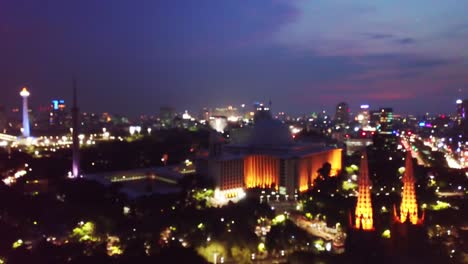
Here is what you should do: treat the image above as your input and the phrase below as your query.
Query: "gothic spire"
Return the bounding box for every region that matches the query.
[395,151,424,225]
[354,151,374,230]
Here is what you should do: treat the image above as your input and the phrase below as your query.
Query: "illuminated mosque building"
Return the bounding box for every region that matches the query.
[200,106,342,200]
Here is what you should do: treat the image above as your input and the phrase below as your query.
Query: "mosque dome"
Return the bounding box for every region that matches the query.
[247,117,293,147]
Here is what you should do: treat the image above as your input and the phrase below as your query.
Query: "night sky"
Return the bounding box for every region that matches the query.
[1,0,467,116]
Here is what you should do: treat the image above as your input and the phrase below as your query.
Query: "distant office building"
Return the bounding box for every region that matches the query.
[160,106,175,128]
[0,106,7,133]
[344,138,373,155]
[80,112,100,129]
[379,108,393,133]
[199,107,211,121]
[213,106,238,117]
[212,106,240,122]
[100,112,114,124]
[240,103,247,119]
[335,102,349,125]
[254,102,272,122]
[51,99,65,111]
[357,104,370,130]
[456,99,468,125]
[370,110,380,127]
[49,99,67,126]
[277,111,287,121]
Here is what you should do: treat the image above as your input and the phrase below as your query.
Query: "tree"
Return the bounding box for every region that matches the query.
[317,162,332,180]
[196,241,227,263]
[158,246,208,264]
[231,246,252,264]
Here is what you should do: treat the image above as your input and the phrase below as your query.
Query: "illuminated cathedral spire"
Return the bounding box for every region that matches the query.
[394,151,424,225]
[353,151,374,230]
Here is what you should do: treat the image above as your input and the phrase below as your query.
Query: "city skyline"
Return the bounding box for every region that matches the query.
[1,1,467,116]
[0,2,466,262]
[3,87,466,118]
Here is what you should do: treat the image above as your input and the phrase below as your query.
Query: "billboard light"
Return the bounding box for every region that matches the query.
[52,100,59,110]
[360,104,369,109]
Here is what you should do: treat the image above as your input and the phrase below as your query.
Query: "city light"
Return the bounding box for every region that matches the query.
[382,229,391,239]
[272,214,286,225]
[360,104,369,109]
[325,242,332,251]
[3,169,27,186]
[182,110,191,120]
[19,87,30,97]
[12,239,23,249]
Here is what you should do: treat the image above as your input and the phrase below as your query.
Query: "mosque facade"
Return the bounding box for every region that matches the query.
[198,109,342,200]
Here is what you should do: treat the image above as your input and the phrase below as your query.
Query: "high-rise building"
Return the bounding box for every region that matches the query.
[160,106,175,128]
[334,102,349,125]
[353,151,374,230]
[0,105,7,133]
[51,99,66,111]
[379,107,393,133]
[394,151,424,225]
[20,87,31,138]
[210,106,241,123]
[240,103,247,120]
[213,106,239,118]
[456,99,468,125]
[357,104,370,130]
[370,110,380,127]
[199,107,211,121]
[253,102,271,123]
[49,99,67,127]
